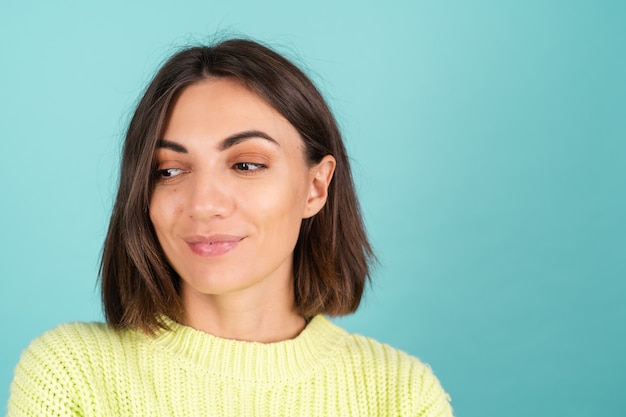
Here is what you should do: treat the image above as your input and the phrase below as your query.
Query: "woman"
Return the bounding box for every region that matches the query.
[8,38,453,416]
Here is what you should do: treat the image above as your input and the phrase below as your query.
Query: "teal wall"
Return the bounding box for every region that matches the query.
[1,1,624,415]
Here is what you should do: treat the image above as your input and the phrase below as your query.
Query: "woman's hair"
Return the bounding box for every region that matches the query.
[101,38,373,333]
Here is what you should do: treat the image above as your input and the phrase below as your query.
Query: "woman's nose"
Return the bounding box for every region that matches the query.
[186,174,234,220]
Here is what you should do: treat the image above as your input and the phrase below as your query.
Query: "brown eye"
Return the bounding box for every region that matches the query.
[154,168,185,179]
[233,162,266,172]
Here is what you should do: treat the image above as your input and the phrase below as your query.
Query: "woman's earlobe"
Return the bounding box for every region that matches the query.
[303,155,336,218]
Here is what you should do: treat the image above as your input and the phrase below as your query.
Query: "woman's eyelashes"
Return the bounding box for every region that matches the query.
[153,147,272,182]
[153,161,268,182]
[154,167,187,181]
[232,162,267,174]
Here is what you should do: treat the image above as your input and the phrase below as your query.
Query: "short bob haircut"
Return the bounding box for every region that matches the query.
[101,38,373,333]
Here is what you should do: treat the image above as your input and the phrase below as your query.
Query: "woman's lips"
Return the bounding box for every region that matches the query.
[184,235,244,257]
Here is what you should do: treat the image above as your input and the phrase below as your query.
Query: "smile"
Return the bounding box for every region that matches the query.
[184,235,244,257]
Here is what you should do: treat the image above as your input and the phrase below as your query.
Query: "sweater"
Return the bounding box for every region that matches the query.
[7,315,453,416]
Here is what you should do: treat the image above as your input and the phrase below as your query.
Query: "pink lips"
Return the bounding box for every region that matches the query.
[185,235,244,257]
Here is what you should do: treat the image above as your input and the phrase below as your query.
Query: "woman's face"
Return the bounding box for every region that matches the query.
[149,78,334,305]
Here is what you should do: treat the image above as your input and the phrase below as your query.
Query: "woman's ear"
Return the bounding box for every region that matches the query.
[303,155,336,219]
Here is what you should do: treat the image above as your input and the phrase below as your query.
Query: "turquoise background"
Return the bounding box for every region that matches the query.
[1,1,625,415]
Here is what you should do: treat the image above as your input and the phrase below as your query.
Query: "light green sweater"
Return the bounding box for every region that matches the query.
[8,315,453,416]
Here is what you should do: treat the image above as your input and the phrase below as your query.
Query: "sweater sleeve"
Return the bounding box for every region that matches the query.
[7,328,83,417]
[412,362,454,417]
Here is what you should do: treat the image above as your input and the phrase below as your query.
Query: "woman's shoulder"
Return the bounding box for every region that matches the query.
[8,321,142,416]
[24,320,136,356]
[335,322,435,374]
[324,319,454,416]
[14,320,145,382]
[33,320,115,340]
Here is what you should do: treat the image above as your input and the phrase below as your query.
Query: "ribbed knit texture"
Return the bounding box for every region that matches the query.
[8,316,453,416]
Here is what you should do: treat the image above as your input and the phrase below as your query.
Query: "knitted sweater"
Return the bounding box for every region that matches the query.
[8,316,453,416]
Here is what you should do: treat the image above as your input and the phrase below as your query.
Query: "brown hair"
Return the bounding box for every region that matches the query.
[101,38,373,333]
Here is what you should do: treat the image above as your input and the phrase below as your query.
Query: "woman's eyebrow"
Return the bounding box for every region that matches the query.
[157,130,279,153]
[219,130,280,150]
[157,140,188,153]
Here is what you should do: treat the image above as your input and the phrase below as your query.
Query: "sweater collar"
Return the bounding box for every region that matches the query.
[151,315,347,382]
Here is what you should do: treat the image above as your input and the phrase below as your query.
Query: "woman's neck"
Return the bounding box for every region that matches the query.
[180,280,307,343]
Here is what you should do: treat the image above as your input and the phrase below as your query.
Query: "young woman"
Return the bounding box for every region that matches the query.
[8,39,454,416]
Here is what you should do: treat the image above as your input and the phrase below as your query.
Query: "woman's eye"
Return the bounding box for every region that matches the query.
[154,168,185,180]
[233,162,266,172]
